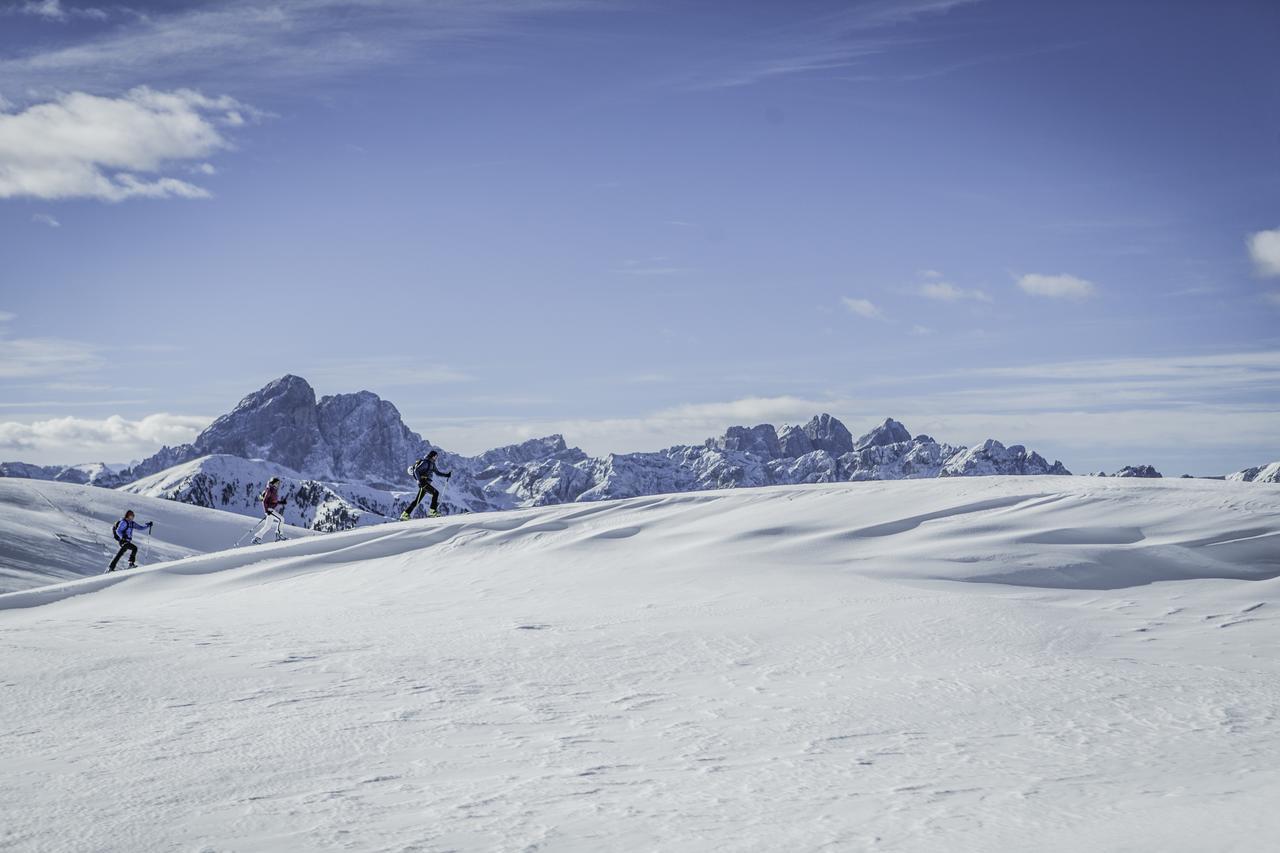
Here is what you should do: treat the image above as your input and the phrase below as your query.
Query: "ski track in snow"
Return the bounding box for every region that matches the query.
[2,476,1279,851]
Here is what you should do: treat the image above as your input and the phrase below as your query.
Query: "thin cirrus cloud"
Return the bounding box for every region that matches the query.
[0,0,595,95]
[0,87,248,201]
[7,0,108,22]
[842,297,884,319]
[1016,272,1097,300]
[685,0,986,90]
[31,213,60,227]
[919,281,992,302]
[1247,226,1280,277]
[0,331,104,378]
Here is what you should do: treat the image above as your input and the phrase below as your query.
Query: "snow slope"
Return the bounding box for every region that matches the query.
[2,477,1279,851]
[0,479,314,592]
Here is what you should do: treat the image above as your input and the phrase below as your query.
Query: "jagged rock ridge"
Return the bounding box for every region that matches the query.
[8,377,1085,531]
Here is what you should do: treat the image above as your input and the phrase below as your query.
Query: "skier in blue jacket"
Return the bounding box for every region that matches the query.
[109,510,152,572]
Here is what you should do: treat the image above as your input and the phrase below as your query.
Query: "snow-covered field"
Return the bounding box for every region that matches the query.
[2,476,1278,851]
[0,479,314,592]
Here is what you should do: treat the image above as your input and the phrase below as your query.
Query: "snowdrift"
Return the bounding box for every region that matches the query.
[4,476,1276,608]
[2,476,1279,851]
[0,478,314,592]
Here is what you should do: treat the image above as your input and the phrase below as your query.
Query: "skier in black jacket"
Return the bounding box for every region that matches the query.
[401,450,451,520]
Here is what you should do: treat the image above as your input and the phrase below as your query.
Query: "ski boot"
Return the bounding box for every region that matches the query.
[399,510,411,521]
[429,509,441,518]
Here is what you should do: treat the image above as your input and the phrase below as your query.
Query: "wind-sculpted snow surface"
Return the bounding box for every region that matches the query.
[0,478,313,591]
[2,477,1278,851]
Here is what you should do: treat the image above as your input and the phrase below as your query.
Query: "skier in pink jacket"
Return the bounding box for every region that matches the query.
[250,476,288,544]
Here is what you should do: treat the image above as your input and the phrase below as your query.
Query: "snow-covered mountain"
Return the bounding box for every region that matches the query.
[3,476,1279,850]
[5,376,1082,531]
[1228,461,1280,484]
[0,461,128,488]
[124,374,434,486]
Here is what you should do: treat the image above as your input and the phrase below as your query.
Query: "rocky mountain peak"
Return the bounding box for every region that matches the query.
[714,424,782,458]
[855,417,912,450]
[1114,465,1162,478]
[802,414,854,456]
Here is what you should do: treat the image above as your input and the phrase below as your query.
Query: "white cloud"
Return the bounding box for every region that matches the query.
[0,413,209,456]
[911,324,934,336]
[920,281,991,302]
[1247,227,1280,277]
[0,311,16,323]
[31,212,61,227]
[0,87,248,201]
[841,297,884,319]
[1016,273,1097,300]
[1265,292,1280,308]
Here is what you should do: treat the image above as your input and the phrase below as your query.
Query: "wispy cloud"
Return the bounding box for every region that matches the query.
[684,0,985,90]
[31,213,61,227]
[1247,226,1280,277]
[307,359,473,392]
[842,296,884,319]
[1016,272,1097,300]
[0,332,103,378]
[7,0,108,22]
[0,87,248,201]
[0,0,595,96]
[615,266,691,277]
[919,280,991,302]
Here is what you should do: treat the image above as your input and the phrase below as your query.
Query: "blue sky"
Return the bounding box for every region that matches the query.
[1,0,1278,475]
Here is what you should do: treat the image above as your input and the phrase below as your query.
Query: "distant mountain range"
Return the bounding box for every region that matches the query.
[2,375,1274,530]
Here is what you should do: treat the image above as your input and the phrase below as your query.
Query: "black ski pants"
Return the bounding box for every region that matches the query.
[406,477,439,515]
[110,540,137,569]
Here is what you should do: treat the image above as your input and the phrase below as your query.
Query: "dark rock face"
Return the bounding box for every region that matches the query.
[314,391,429,485]
[855,418,912,450]
[126,375,429,487]
[777,424,815,458]
[714,424,783,459]
[803,414,854,456]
